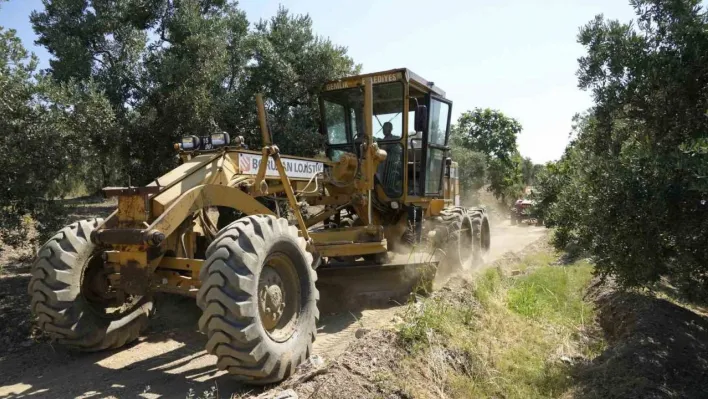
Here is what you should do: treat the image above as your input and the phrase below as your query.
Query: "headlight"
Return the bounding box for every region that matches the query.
[211,132,230,147]
[181,135,200,150]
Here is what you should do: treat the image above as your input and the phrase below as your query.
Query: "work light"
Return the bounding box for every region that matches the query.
[211,132,230,147]
[181,135,200,150]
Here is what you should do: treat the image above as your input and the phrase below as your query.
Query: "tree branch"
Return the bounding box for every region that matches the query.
[202,0,214,15]
[159,0,174,45]
[90,54,149,98]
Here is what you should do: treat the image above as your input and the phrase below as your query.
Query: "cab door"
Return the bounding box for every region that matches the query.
[422,96,452,196]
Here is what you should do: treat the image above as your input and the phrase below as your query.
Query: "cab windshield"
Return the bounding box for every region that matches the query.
[321,82,405,197]
[321,82,404,145]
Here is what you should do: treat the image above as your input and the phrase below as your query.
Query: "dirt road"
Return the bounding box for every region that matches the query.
[0,220,545,399]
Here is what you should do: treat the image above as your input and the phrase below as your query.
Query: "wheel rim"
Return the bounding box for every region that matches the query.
[258,252,300,342]
[81,251,143,320]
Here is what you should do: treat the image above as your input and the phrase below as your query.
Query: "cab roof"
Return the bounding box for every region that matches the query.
[322,68,446,98]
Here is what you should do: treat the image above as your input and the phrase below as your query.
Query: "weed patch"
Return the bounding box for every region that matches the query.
[507,261,594,324]
[397,249,600,398]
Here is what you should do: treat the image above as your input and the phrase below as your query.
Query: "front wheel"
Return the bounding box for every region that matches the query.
[197,215,319,384]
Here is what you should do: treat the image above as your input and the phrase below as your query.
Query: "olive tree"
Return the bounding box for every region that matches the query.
[542,0,708,297]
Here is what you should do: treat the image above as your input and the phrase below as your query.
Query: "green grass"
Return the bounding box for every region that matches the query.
[517,250,560,271]
[507,260,594,325]
[474,267,503,306]
[397,250,601,399]
[398,296,459,353]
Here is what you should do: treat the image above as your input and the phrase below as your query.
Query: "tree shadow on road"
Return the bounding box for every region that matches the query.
[0,292,259,398]
[0,276,397,399]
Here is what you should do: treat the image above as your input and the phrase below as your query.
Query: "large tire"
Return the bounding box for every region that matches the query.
[197,215,319,384]
[469,208,490,258]
[437,207,478,272]
[28,219,153,351]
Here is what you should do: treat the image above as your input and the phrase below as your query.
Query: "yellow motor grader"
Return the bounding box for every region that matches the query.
[28,68,490,384]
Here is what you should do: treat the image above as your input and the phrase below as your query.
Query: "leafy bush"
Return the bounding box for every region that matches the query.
[0,26,111,244]
[450,142,487,194]
[450,108,533,203]
[539,0,708,297]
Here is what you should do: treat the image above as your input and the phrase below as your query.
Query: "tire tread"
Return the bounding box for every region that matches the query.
[28,218,151,352]
[197,214,318,384]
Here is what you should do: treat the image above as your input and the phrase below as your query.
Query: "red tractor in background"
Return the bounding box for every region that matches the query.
[510,187,542,226]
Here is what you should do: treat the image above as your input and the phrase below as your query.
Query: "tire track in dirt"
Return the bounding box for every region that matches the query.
[0,220,545,399]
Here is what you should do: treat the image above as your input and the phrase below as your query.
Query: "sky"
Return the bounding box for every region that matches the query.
[0,0,638,163]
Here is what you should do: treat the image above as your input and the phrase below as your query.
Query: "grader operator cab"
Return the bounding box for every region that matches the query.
[28,68,490,384]
[320,69,450,201]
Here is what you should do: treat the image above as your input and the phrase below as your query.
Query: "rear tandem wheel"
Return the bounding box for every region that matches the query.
[436,207,487,273]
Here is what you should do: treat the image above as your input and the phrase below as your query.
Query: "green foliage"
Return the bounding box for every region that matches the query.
[0,29,55,243]
[539,0,708,296]
[451,108,526,202]
[532,141,580,228]
[46,79,120,194]
[487,151,525,202]
[0,23,120,243]
[397,297,451,352]
[472,267,503,306]
[231,7,359,156]
[28,1,359,186]
[127,0,251,182]
[1,1,358,246]
[453,107,521,163]
[449,131,487,193]
[521,156,543,186]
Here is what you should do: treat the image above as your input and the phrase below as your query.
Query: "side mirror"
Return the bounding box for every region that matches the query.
[414,105,427,132]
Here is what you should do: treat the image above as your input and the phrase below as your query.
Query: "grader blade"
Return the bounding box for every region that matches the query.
[316,258,438,313]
